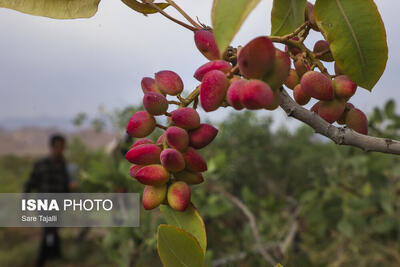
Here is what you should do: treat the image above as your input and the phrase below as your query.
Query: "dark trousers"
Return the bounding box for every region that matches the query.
[36,227,61,267]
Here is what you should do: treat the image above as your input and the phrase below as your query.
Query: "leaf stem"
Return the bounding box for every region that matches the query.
[271,21,310,41]
[164,0,202,29]
[143,0,197,32]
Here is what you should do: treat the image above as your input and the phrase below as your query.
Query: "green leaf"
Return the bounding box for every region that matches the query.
[271,0,307,36]
[0,0,100,19]
[160,204,207,253]
[212,0,261,55]
[121,0,169,15]
[314,0,388,90]
[157,224,205,267]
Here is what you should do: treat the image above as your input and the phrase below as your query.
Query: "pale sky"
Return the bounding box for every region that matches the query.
[0,1,399,128]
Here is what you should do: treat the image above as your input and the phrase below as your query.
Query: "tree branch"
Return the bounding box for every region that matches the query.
[218,189,277,266]
[280,206,300,254]
[278,88,400,155]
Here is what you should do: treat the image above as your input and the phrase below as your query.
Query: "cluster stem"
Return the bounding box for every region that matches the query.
[181,85,201,107]
[269,22,330,78]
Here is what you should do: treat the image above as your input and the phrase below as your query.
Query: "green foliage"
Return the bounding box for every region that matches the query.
[315,0,388,90]
[121,0,169,15]
[0,0,101,19]
[91,118,106,133]
[0,0,395,264]
[157,224,205,267]
[370,99,400,139]
[211,0,261,56]
[0,227,111,266]
[0,102,400,266]
[271,0,307,36]
[385,99,396,119]
[197,110,400,266]
[0,155,33,193]
[160,204,207,253]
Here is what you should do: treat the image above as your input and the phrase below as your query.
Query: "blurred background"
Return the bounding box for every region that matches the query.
[0,0,400,266]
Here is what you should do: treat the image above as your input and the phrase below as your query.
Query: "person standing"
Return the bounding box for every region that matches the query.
[24,134,70,267]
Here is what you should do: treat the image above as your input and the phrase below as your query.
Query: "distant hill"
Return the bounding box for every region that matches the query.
[0,116,76,130]
[0,127,117,156]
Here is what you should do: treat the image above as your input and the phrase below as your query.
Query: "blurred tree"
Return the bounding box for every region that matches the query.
[1,101,399,266]
[72,112,88,128]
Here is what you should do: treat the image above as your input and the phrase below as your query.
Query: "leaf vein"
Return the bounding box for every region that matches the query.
[335,0,365,72]
[159,231,190,267]
[170,210,183,228]
[273,0,295,35]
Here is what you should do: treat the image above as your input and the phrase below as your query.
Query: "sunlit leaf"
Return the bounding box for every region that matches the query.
[160,204,207,253]
[157,224,204,267]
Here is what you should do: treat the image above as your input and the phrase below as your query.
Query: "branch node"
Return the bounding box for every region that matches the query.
[336,127,346,145]
[385,138,393,149]
[286,107,295,117]
[325,124,334,137]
